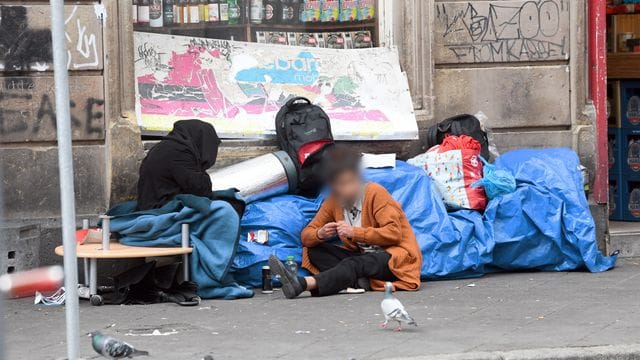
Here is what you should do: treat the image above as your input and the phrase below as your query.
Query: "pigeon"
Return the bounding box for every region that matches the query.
[88,331,149,359]
[380,282,417,331]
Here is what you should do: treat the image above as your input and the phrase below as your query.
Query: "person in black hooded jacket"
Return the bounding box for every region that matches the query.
[137,120,221,211]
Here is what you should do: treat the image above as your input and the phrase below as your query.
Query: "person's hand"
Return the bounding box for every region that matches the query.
[337,221,354,239]
[317,222,339,240]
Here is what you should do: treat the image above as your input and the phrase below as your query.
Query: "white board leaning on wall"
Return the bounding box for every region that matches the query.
[133,32,418,140]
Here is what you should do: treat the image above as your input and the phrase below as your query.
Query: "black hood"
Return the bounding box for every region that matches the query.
[164,119,221,170]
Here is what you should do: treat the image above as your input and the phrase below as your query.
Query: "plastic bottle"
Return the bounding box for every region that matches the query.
[291,0,301,23]
[150,0,164,27]
[189,0,201,23]
[199,0,209,21]
[228,0,241,24]
[285,256,298,274]
[209,0,220,21]
[250,0,264,23]
[280,0,294,23]
[163,0,175,25]
[138,0,151,24]
[628,139,640,171]
[629,188,640,217]
[263,0,278,24]
[219,0,229,22]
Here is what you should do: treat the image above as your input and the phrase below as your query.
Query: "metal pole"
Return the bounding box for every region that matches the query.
[588,0,608,204]
[49,0,80,358]
[181,224,190,282]
[99,215,111,251]
[0,294,4,360]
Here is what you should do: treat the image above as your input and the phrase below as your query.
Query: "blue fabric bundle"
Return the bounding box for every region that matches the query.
[472,156,516,199]
[108,195,254,300]
[232,148,616,287]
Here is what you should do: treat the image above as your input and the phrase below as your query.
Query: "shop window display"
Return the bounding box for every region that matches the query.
[133,0,377,48]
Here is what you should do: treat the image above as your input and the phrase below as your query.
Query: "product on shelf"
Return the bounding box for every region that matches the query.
[263,0,279,24]
[320,0,339,22]
[175,0,185,23]
[295,32,319,47]
[150,0,164,27]
[315,32,326,47]
[256,31,288,44]
[324,32,346,49]
[286,32,297,45]
[610,178,619,219]
[138,0,151,24]
[133,0,139,24]
[300,0,321,22]
[340,0,358,22]
[209,0,221,22]
[352,30,373,48]
[189,0,200,23]
[618,32,636,52]
[628,181,640,219]
[291,0,302,23]
[343,32,354,48]
[163,0,175,24]
[219,0,229,22]
[250,0,264,23]
[357,0,375,21]
[199,0,209,21]
[228,0,241,24]
[280,0,298,24]
[266,31,288,44]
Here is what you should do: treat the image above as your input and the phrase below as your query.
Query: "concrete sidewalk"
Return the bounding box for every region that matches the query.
[4,259,640,360]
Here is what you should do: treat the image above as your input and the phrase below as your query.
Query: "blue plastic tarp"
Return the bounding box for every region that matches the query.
[232,148,616,288]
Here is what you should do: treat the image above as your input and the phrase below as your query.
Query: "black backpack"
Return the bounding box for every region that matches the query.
[426,114,490,159]
[275,97,334,195]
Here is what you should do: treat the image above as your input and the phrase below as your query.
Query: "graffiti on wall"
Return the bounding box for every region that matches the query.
[0,5,103,72]
[134,32,418,140]
[434,0,570,64]
[0,77,105,143]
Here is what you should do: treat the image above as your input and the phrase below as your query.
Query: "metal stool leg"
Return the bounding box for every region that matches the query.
[89,258,97,296]
[88,258,103,306]
[82,219,90,285]
[181,224,189,282]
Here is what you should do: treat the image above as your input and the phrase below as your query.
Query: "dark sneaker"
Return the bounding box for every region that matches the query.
[269,255,304,299]
[357,277,371,291]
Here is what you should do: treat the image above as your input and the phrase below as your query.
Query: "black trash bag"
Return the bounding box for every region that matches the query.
[103,261,200,306]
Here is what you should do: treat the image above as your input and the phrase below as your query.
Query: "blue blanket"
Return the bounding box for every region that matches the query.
[108,195,254,300]
[233,148,616,287]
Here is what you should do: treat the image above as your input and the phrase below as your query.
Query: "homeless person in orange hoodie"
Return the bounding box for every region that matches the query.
[269,146,422,298]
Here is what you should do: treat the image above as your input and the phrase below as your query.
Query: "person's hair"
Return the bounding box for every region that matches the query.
[321,145,362,184]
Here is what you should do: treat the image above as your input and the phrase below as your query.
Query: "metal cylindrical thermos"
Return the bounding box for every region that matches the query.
[209,151,297,203]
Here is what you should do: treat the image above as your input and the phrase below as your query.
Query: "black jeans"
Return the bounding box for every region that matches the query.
[308,242,396,296]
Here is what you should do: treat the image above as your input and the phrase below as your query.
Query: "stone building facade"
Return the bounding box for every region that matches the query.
[0,0,600,273]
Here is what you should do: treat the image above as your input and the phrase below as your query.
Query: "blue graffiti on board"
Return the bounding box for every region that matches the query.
[235,51,320,85]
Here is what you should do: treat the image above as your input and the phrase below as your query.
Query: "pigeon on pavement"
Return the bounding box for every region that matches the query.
[88,331,149,359]
[380,282,417,331]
